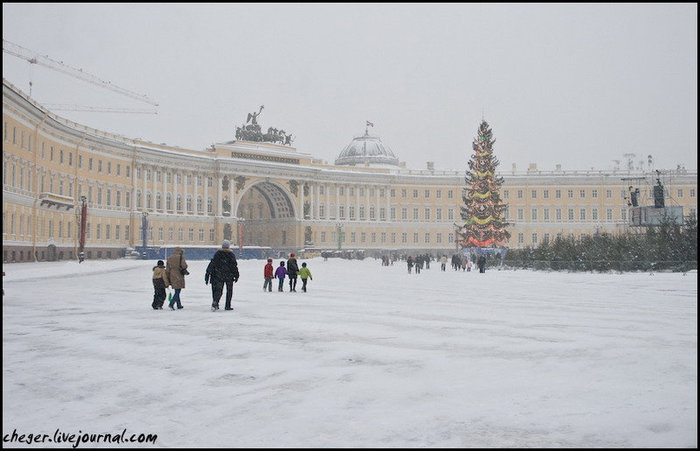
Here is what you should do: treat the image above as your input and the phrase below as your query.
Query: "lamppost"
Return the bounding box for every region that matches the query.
[336,222,344,250]
[237,218,245,252]
[141,211,148,259]
[78,196,87,263]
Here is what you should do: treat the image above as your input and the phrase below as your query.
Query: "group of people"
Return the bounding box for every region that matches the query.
[264,253,313,293]
[405,254,432,274]
[401,253,487,274]
[151,241,313,312]
[151,246,190,310]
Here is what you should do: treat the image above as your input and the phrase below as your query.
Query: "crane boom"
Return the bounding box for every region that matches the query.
[43,104,158,114]
[3,39,159,107]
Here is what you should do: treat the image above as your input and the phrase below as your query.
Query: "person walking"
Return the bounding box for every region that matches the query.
[287,253,299,292]
[165,247,188,310]
[263,258,274,292]
[298,262,313,292]
[205,240,240,311]
[151,260,169,310]
[477,254,487,273]
[275,261,287,292]
[440,255,447,271]
[407,255,414,274]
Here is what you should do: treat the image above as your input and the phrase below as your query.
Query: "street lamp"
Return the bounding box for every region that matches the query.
[141,211,148,259]
[336,222,344,250]
[237,218,245,251]
[78,196,87,263]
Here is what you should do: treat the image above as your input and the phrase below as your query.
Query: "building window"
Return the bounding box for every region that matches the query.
[543,190,549,199]
[531,190,537,199]
[517,190,523,199]
[531,208,537,221]
[579,189,585,198]
[556,190,561,199]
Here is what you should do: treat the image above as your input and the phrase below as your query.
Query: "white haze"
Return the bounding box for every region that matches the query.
[2,258,697,447]
[1,3,697,172]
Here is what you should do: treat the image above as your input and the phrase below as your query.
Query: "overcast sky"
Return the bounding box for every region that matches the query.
[3,3,697,172]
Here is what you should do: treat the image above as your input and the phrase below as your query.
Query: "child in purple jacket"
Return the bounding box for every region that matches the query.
[274,261,287,292]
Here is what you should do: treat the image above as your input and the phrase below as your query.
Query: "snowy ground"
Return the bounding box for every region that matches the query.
[2,257,697,448]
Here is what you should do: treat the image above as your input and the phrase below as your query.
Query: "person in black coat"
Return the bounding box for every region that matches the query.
[477,254,487,273]
[286,253,299,292]
[205,240,240,311]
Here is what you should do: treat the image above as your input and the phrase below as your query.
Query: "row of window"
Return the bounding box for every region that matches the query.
[504,188,695,200]
[318,231,456,245]
[517,232,584,246]
[319,186,456,200]
[509,207,626,222]
[2,212,223,245]
[4,124,219,185]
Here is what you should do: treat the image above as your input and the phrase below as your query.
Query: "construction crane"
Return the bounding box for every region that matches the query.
[2,39,159,112]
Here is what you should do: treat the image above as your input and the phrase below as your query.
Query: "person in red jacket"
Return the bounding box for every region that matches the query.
[263,258,274,292]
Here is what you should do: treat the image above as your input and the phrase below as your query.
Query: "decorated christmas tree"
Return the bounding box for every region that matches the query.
[457,120,510,248]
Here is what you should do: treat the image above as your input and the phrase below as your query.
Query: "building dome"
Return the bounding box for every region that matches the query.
[335,130,399,167]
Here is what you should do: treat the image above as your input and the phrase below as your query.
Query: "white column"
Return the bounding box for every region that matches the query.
[309,183,314,219]
[298,182,304,220]
[216,175,222,216]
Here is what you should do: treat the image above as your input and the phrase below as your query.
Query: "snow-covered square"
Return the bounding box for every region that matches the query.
[2,258,697,447]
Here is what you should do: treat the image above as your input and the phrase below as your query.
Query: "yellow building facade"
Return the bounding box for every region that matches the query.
[3,79,697,262]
